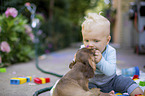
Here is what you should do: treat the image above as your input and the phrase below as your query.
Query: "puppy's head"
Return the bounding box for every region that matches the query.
[69,48,96,78]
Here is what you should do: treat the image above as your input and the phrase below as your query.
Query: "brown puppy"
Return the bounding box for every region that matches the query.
[52,48,101,96]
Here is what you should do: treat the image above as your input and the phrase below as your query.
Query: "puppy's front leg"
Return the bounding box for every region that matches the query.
[89,88,101,96]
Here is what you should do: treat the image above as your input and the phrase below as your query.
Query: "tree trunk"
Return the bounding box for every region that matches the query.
[49,0,54,22]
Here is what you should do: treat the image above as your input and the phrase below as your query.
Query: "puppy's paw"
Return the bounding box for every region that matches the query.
[89,88,101,96]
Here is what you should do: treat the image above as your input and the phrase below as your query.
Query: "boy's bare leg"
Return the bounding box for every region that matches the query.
[130,87,143,96]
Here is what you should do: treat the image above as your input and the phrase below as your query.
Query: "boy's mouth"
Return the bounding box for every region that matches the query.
[86,45,97,50]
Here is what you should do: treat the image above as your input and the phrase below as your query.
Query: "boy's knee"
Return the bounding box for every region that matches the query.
[113,75,136,93]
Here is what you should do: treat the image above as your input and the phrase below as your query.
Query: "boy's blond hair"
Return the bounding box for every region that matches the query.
[81,13,110,36]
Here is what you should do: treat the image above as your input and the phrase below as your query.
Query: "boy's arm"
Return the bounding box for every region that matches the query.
[96,48,116,76]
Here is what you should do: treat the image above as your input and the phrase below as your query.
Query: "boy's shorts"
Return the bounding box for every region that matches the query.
[88,75,139,94]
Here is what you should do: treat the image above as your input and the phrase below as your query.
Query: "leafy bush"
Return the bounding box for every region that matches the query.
[0,8,34,67]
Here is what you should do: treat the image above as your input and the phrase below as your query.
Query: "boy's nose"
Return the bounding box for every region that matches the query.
[88,43,94,49]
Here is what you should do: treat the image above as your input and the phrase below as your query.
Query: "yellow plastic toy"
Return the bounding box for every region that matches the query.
[10,78,27,85]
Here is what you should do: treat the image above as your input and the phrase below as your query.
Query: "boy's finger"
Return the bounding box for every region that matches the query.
[95,50,100,54]
[95,52,99,56]
[95,51,100,55]
[95,50,100,52]
[95,56,98,58]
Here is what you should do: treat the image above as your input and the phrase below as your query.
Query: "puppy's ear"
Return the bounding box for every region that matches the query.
[83,61,94,78]
[69,61,76,69]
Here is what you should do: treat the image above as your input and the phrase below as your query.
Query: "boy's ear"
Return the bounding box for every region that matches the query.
[107,36,111,45]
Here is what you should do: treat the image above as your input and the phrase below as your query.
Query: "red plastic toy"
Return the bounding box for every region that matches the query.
[132,75,139,80]
[45,78,50,83]
[135,94,143,96]
[34,77,50,84]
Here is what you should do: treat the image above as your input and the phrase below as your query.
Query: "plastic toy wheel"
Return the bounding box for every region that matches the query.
[134,45,142,55]
[134,45,138,54]
[136,46,139,54]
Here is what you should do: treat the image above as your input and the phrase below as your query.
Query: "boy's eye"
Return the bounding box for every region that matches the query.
[85,40,89,42]
[95,40,99,42]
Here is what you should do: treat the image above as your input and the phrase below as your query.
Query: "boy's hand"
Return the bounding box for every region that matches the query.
[95,50,102,63]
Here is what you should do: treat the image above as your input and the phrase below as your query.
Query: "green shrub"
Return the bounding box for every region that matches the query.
[0,8,34,67]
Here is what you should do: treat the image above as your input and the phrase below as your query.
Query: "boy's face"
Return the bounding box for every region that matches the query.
[82,24,111,53]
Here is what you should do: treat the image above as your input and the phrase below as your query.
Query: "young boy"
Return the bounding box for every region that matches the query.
[80,13,143,95]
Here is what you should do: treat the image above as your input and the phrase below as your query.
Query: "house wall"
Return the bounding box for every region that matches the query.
[112,0,135,48]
